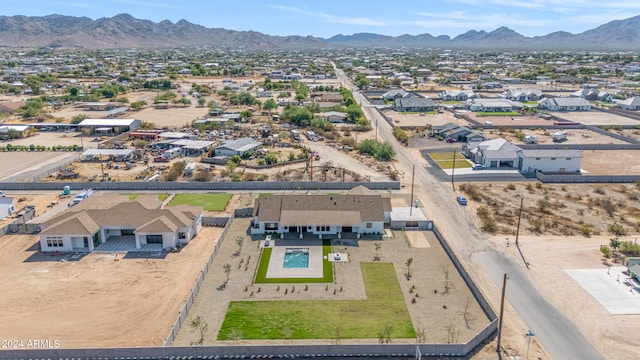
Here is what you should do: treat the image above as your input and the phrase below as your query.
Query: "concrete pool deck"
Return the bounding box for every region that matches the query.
[266,239,324,278]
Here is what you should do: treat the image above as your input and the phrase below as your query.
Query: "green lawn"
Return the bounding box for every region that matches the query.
[219,262,415,340]
[168,193,232,211]
[438,160,472,169]
[429,152,456,161]
[258,193,273,199]
[127,193,168,202]
[254,240,333,283]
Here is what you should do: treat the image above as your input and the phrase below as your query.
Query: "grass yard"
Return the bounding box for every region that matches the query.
[438,160,472,169]
[219,262,415,340]
[127,193,168,201]
[168,193,232,211]
[429,152,456,161]
[254,240,333,283]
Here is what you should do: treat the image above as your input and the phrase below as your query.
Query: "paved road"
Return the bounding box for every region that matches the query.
[335,66,605,359]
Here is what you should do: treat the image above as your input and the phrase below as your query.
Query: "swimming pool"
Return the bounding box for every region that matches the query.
[283,248,309,268]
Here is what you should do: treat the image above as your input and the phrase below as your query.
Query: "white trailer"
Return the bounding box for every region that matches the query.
[524,135,537,144]
[163,147,182,159]
[552,131,567,142]
[184,162,197,176]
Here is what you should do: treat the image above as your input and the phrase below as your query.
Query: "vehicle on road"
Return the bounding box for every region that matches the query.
[446,137,456,143]
[472,164,486,170]
[456,196,467,205]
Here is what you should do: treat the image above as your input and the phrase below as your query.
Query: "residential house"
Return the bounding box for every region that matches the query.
[434,123,484,142]
[516,149,582,173]
[0,197,15,218]
[503,89,543,102]
[466,98,521,112]
[440,90,478,101]
[215,137,262,157]
[250,186,392,238]
[324,111,348,123]
[39,195,202,252]
[381,89,413,100]
[466,138,520,168]
[571,88,612,102]
[619,97,640,111]
[538,97,591,111]
[393,97,436,112]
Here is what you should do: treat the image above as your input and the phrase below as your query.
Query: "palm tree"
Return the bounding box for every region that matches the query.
[610,237,621,256]
[405,257,413,277]
[374,243,381,261]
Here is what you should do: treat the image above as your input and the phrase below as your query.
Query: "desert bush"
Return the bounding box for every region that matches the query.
[506,183,516,190]
[608,223,627,236]
[600,245,611,258]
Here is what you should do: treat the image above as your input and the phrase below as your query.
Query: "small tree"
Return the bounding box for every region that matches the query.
[198,97,206,107]
[610,237,621,256]
[374,242,381,261]
[235,236,244,254]
[405,257,413,277]
[223,263,231,281]
[190,315,209,345]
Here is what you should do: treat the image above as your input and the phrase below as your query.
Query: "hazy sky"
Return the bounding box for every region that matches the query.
[3,0,640,38]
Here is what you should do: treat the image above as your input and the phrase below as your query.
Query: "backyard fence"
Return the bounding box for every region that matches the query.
[163,212,234,347]
[0,217,499,359]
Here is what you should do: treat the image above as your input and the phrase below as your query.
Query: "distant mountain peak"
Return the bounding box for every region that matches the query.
[0,13,639,50]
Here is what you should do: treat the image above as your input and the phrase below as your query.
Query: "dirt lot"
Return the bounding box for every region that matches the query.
[467,112,555,127]
[0,152,80,182]
[0,226,223,348]
[483,127,629,145]
[384,110,458,128]
[3,131,100,148]
[553,111,640,126]
[460,181,640,240]
[0,192,60,228]
[581,150,640,175]
[487,234,640,360]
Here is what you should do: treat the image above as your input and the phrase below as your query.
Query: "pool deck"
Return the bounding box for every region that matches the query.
[266,239,324,278]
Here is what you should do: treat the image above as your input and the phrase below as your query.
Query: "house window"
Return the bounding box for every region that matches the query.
[265,222,278,230]
[178,232,186,239]
[316,226,330,231]
[566,158,571,160]
[551,158,556,160]
[46,236,63,247]
[121,229,135,235]
[366,223,372,228]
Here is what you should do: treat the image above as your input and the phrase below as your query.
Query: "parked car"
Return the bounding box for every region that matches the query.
[472,164,485,170]
[446,137,456,143]
[456,196,467,205]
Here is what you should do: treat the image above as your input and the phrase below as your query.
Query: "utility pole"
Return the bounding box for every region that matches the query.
[409,164,415,216]
[515,197,524,246]
[451,150,456,191]
[497,273,508,354]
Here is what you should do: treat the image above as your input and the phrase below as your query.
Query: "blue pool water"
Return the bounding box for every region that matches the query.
[283,248,309,268]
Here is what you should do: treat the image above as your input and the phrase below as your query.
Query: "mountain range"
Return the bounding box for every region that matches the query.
[0,13,639,51]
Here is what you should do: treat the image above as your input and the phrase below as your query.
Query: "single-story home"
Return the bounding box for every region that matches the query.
[466,138,520,168]
[393,97,436,112]
[215,137,262,157]
[0,124,32,138]
[440,90,478,101]
[503,89,543,102]
[0,101,26,114]
[571,88,612,102]
[434,123,484,142]
[381,89,413,100]
[39,195,203,252]
[466,98,521,112]
[516,149,582,173]
[251,186,391,238]
[324,111,348,123]
[619,97,640,111]
[538,97,591,111]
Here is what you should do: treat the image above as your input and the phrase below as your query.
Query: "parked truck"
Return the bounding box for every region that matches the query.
[290,129,300,141]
